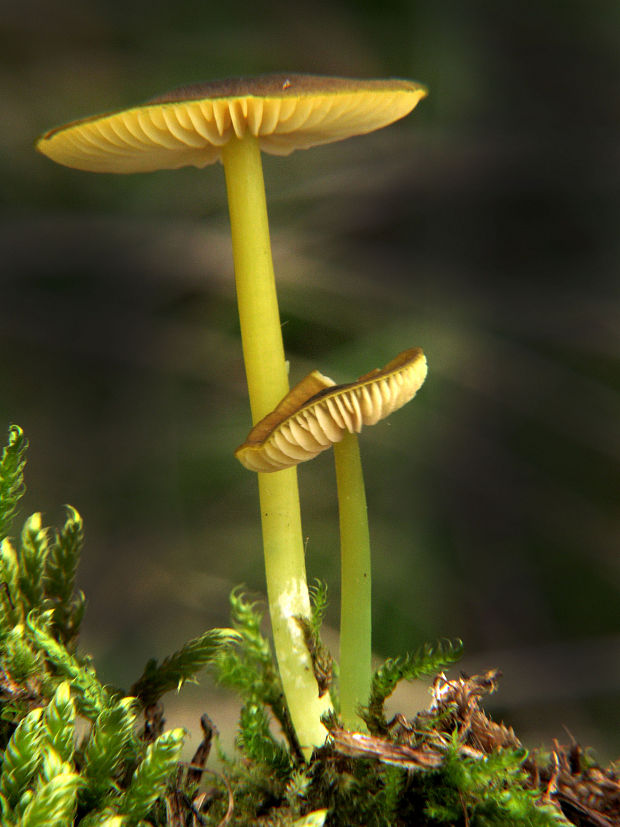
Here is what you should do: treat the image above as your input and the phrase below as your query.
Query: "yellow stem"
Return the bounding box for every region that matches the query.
[222,135,330,756]
[333,431,372,730]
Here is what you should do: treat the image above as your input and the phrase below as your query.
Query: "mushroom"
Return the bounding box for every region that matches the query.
[236,347,428,728]
[36,73,427,753]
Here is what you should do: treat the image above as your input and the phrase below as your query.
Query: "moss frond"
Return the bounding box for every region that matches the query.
[18,514,49,614]
[76,812,127,827]
[424,741,572,825]
[0,707,44,807]
[0,425,28,540]
[117,727,185,823]
[44,506,85,647]
[292,810,328,827]
[130,627,240,709]
[308,580,328,640]
[26,611,111,719]
[296,581,333,701]
[42,681,76,764]
[237,701,292,778]
[362,639,463,733]
[80,698,139,808]
[0,538,22,630]
[214,589,301,757]
[17,770,82,827]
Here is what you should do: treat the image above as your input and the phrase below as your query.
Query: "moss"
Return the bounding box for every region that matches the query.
[1,427,618,826]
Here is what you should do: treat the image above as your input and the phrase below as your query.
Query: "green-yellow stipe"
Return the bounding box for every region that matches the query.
[234,346,428,732]
[222,135,330,756]
[333,431,372,730]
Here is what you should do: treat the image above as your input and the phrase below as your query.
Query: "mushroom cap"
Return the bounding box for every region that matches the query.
[236,347,427,473]
[35,73,427,173]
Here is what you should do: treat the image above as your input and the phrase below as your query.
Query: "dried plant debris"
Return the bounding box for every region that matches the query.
[329,728,443,770]
[425,671,620,826]
[542,741,620,827]
[166,715,234,827]
[325,670,620,826]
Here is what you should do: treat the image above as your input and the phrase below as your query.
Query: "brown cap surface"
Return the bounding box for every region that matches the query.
[35,73,427,173]
[236,347,428,472]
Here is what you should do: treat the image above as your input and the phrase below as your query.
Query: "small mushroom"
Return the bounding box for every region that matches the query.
[36,74,427,173]
[236,347,428,472]
[236,348,427,729]
[36,74,427,753]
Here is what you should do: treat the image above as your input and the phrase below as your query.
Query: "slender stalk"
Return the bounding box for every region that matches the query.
[221,135,330,756]
[333,431,372,730]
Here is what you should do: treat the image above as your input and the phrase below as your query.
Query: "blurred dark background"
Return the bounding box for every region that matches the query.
[2,0,619,757]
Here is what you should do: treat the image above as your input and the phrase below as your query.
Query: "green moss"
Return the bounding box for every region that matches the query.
[0,427,614,826]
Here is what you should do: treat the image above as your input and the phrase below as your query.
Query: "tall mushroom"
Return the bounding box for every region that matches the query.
[36,73,427,754]
[236,347,428,729]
